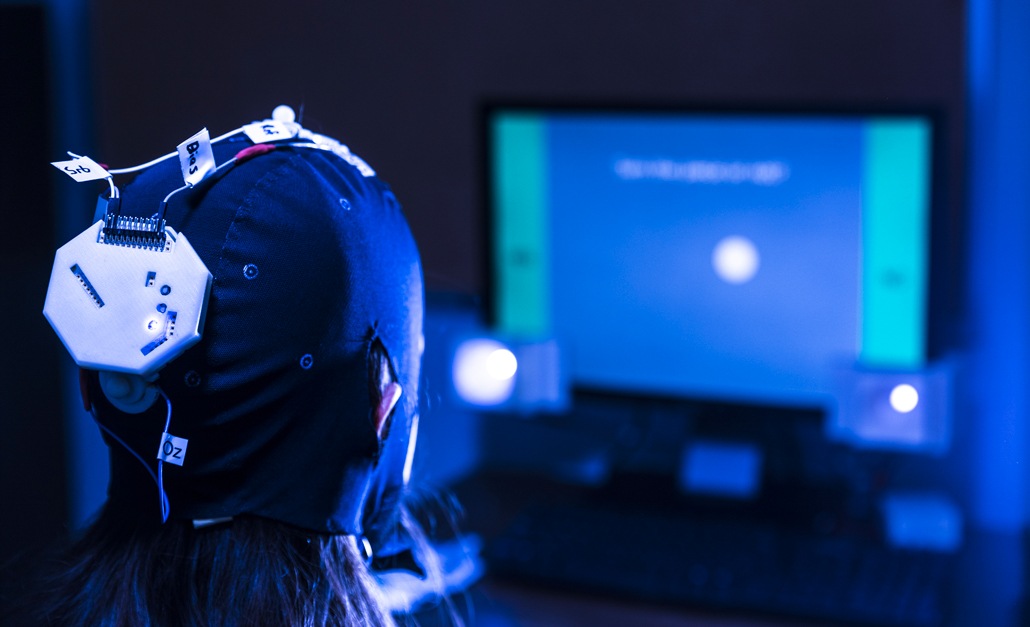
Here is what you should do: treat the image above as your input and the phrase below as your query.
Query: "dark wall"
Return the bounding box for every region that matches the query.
[0,5,67,570]
[90,0,965,297]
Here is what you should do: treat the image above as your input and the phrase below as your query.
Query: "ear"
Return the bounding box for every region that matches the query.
[374,382,403,441]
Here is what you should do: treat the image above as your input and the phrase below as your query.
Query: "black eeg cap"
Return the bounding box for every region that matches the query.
[86,136,424,547]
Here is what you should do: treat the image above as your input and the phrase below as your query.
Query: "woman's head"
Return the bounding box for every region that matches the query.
[26,306,421,627]
[16,115,478,627]
[84,124,424,548]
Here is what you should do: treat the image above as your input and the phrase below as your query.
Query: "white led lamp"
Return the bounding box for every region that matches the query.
[43,214,212,413]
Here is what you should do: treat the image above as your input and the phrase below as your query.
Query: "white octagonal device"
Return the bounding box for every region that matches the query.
[44,219,212,377]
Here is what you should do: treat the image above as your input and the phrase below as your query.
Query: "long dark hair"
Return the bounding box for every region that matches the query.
[11,341,453,627]
[27,506,395,627]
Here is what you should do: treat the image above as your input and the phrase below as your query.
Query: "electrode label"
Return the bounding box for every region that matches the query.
[177,128,216,186]
[51,156,110,182]
[243,120,296,144]
[157,432,189,466]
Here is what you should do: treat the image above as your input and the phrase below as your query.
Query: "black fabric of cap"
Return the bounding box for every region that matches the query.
[87,135,423,545]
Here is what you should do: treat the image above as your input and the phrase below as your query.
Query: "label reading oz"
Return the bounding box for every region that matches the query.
[157,432,189,466]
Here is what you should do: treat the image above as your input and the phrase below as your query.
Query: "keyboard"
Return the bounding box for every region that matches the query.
[486,504,951,626]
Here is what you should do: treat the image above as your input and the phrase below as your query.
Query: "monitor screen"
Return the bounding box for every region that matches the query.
[488,108,933,406]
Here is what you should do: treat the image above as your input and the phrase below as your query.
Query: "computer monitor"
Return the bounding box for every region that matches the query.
[486,106,934,407]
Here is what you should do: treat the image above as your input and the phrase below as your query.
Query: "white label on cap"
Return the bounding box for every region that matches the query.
[177,128,216,186]
[157,432,189,466]
[243,120,296,144]
[51,156,110,182]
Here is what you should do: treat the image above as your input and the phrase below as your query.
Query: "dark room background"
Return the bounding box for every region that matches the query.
[0,0,969,566]
[10,5,1030,620]
[86,0,966,297]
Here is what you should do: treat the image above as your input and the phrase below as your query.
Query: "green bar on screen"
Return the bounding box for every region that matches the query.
[860,118,931,368]
[492,112,550,335]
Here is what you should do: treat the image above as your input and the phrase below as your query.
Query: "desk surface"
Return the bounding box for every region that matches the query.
[470,578,831,627]
[429,471,1026,627]
[430,472,843,627]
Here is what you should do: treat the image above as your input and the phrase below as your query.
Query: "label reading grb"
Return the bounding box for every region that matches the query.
[51,156,110,182]
[177,128,216,186]
[157,432,189,466]
[243,120,296,144]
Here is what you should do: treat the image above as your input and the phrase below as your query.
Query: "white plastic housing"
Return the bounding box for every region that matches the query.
[43,220,212,377]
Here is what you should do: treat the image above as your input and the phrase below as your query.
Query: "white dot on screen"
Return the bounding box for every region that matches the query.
[712,236,760,284]
[486,348,518,380]
[890,384,919,413]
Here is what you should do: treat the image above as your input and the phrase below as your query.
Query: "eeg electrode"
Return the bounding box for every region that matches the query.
[43,215,212,411]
